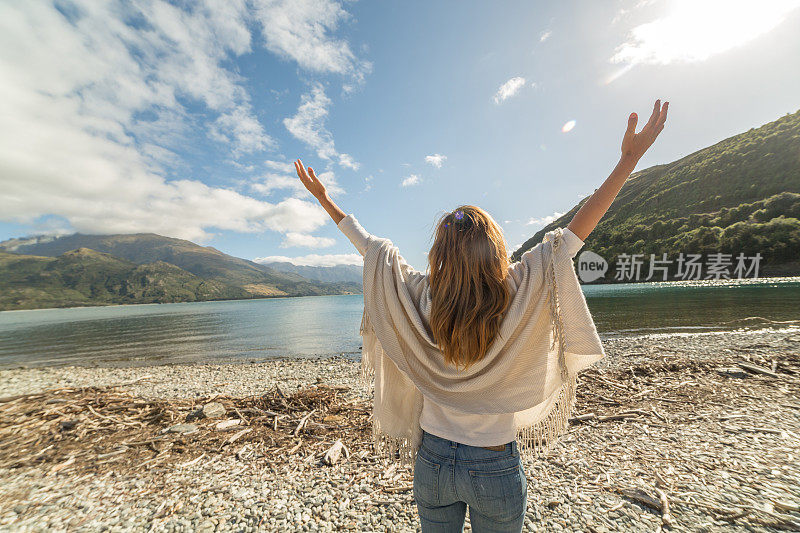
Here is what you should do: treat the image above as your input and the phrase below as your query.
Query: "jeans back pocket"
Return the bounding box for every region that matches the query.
[413,450,441,506]
[468,462,527,523]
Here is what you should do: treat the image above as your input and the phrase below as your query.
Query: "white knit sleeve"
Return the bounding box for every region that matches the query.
[339,214,427,290]
[506,242,546,289]
[506,226,583,287]
[547,228,605,371]
[555,227,584,262]
[337,214,371,256]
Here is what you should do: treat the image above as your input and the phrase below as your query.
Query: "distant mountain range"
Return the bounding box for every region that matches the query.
[259,261,363,284]
[0,233,362,311]
[512,109,800,281]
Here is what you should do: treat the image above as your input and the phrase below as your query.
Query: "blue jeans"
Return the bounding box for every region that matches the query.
[413,429,527,532]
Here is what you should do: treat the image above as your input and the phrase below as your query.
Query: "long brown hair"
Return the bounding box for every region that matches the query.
[428,205,511,371]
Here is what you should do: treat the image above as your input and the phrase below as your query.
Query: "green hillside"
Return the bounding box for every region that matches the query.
[0,233,361,307]
[0,249,249,310]
[512,109,800,280]
[0,234,362,311]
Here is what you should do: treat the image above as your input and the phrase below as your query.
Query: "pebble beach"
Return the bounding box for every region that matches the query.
[1,327,799,532]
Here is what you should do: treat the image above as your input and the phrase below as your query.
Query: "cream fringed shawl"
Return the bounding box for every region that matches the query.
[357,228,605,466]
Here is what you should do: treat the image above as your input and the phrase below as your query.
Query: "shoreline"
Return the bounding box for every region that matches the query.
[2,327,798,399]
[1,329,798,532]
[0,291,364,315]
[1,275,797,314]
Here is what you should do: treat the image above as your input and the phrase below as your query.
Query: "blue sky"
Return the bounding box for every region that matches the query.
[1,0,799,271]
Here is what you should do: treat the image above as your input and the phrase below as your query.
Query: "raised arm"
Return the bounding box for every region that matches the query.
[567,99,669,241]
[294,159,346,224]
[294,158,371,256]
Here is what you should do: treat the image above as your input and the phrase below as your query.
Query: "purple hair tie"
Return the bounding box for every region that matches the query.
[454,210,464,220]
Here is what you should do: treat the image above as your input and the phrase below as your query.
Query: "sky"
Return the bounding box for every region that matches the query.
[1,0,799,271]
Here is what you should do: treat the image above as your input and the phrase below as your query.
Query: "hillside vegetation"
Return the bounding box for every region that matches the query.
[0,249,249,310]
[512,109,800,279]
[0,235,361,311]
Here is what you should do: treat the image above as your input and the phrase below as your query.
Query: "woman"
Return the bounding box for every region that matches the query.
[294,100,668,532]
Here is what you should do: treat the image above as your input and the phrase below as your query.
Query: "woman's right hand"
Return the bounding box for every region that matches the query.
[566,99,669,241]
[620,99,669,163]
[294,159,328,199]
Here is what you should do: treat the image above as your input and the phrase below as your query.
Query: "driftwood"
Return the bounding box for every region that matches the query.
[383,484,413,493]
[0,383,371,475]
[737,361,782,379]
[656,488,674,528]
[226,428,252,445]
[215,419,241,431]
[322,439,349,465]
[294,409,317,436]
[621,488,662,511]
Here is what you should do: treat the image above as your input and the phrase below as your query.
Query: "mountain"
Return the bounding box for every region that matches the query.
[0,248,248,310]
[259,261,363,285]
[511,109,800,280]
[0,234,361,311]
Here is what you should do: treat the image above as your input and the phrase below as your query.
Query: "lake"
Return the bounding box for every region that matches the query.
[1,277,799,368]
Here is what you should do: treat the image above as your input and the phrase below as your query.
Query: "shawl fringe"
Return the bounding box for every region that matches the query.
[368,404,422,467]
[357,227,579,466]
[518,227,575,460]
[515,374,576,461]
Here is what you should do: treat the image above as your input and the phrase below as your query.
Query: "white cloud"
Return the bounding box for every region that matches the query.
[283,84,359,170]
[314,170,345,195]
[280,232,336,248]
[0,1,366,243]
[251,168,343,198]
[209,107,273,155]
[264,160,296,173]
[540,30,552,42]
[0,1,317,243]
[254,253,363,267]
[493,77,527,104]
[401,174,421,187]
[526,212,565,227]
[608,0,800,82]
[251,0,371,82]
[338,153,359,170]
[424,154,447,168]
[251,173,307,197]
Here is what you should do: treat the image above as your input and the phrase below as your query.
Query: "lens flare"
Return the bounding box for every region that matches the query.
[605,0,800,84]
[561,120,576,133]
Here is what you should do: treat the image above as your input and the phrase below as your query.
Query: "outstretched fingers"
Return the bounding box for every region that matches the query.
[625,112,638,136]
[650,102,669,136]
[295,159,313,189]
[656,101,669,130]
[294,159,303,176]
[294,159,328,199]
[643,99,661,132]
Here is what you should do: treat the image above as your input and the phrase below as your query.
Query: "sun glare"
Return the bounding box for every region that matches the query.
[561,120,576,133]
[607,0,800,83]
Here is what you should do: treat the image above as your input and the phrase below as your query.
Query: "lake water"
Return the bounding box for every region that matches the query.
[1,277,799,368]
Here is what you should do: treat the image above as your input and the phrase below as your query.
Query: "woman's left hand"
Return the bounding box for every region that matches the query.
[620,99,669,163]
[294,159,327,199]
